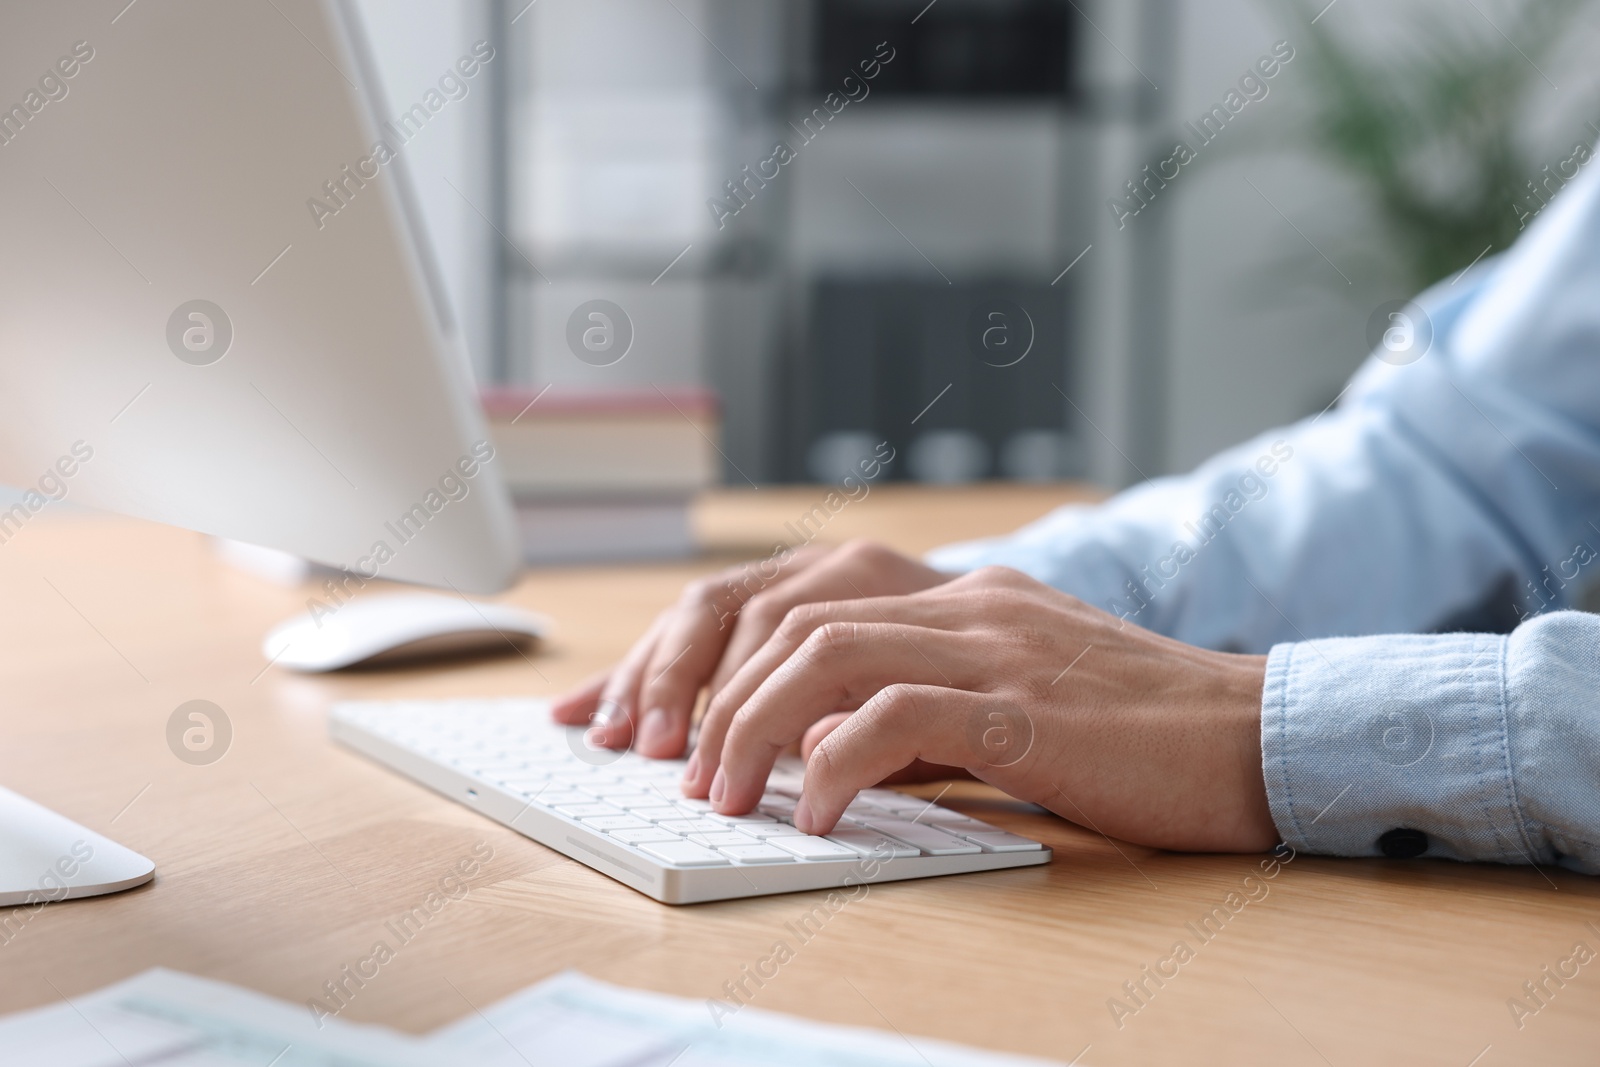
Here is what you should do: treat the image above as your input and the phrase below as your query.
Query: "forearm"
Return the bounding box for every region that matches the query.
[1262,610,1600,874]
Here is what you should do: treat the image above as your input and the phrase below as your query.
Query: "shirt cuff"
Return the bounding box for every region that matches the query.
[1260,631,1539,865]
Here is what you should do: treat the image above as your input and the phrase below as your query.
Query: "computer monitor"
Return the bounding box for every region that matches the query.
[0,0,519,902]
[0,0,519,594]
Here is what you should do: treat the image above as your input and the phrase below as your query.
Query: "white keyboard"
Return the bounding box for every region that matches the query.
[331,698,1051,904]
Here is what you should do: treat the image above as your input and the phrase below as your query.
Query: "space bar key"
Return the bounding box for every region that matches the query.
[858,818,980,855]
[637,841,729,867]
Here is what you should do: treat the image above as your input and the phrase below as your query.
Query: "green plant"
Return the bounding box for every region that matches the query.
[1267,0,1596,292]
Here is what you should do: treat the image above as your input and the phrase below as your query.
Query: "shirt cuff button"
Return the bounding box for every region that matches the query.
[1378,828,1430,858]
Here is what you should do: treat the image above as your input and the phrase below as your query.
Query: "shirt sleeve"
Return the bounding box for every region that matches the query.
[1261,610,1600,874]
[927,151,1600,653]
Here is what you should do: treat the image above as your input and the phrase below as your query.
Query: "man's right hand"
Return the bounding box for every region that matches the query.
[549,540,953,761]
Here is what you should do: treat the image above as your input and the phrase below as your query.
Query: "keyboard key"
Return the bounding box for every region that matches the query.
[759,793,797,813]
[843,800,893,819]
[884,800,942,819]
[552,771,605,784]
[718,844,794,864]
[583,793,653,809]
[483,773,554,789]
[771,836,857,861]
[625,806,688,822]
[855,817,981,855]
[582,782,649,797]
[614,792,672,807]
[656,818,725,835]
[608,777,665,793]
[919,811,998,833]
[824,829,921,858]
[707,812,775,826]
[592,790,646,806]
[964,831,1044,853]
[473,763,547,778]
[580,815,652,831]
[553,803,624,819]
[676,798,715,812]
[638,841,728,867]
[686,831,761,848]
[607,827,681,845]
[616,763,688,778]
[516,789,590,806]
[631,787,691,807]
[860,789,926,812]
[768,764,805,784]
[740,823,806,839]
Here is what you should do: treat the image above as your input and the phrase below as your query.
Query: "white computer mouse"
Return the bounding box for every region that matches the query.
[262,592,548,672]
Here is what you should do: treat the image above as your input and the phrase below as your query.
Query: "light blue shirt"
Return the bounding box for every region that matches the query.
[928,155,1600,874]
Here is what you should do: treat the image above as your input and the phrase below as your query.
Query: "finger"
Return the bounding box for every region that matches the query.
[793,684,993,834]
[588,612,669,749]
[549,670,608,725]
[798,712,852,761]
[569,547,829,751]
[704,541,935,702]
[631,574,761,759]
[685,594,962,796]
[799,712,969,786]
[625,548,831,761]
[710,622,976,814]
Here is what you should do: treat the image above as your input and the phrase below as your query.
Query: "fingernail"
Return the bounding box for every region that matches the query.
[709,768,726,805]
[637,708,667,753]
[682,751,701,784]
[793,794,813,835]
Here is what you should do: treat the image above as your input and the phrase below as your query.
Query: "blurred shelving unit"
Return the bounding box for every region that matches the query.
[491,0,1174,488]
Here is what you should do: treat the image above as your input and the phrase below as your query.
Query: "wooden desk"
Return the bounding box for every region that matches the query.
[1,485,1595,1065]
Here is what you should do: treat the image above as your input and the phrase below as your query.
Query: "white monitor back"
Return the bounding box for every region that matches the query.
[0,0,519,592]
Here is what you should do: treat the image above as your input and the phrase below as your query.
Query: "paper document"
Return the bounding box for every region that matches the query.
[0,968,435,1067]
[427,971,1066,1067]
[1,968,1067,1067]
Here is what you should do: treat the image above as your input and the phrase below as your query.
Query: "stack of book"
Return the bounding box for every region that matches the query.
[480,386,721,565]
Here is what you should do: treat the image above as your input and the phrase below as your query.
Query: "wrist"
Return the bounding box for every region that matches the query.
[1220,653,1278,851]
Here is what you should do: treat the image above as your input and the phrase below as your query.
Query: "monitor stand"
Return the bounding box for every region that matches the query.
[0,786,155,907]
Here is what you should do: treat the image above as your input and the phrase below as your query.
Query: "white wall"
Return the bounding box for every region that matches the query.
[1156,0,1600,473]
